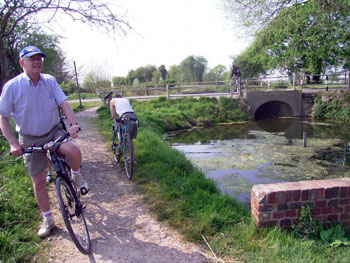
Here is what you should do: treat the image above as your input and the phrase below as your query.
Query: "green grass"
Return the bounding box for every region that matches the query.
[67,92,99,100]
[69,101,103,112]
[95,96,350,263]
[0,138,41,262]
[314,90,350,121]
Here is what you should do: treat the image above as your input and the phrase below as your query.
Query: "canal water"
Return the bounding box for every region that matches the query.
[167,118,350,205]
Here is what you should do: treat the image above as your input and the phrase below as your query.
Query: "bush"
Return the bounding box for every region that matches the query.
[60,81,77,95]
[161,78,177,87]
[314,90,350,121]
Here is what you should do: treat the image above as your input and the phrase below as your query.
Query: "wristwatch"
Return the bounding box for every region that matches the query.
[70,122,79,127]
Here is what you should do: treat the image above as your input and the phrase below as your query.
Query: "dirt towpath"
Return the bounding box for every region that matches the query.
[36,107,214,263]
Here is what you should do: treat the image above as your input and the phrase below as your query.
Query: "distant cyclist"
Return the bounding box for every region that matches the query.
[230,64,242,93]
[230,64,241,81]
[109,94,138,158]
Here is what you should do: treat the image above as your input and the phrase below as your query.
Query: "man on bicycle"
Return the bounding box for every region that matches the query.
[109,94,138,158]
[0,46,89,237]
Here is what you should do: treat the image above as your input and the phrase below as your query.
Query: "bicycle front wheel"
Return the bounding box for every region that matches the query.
[123,135,134,180]
[56,176,91,254]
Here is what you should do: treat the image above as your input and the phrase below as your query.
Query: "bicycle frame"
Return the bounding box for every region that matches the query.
[19,127,91,254]
[118,122,127,144]
[52,152,85,216]
[113,119,127,149]
[50,152,70,181]
[22,134,83,212]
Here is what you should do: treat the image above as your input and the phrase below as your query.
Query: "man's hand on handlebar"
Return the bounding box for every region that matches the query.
[10,141,23,157]
[68,124,80,138]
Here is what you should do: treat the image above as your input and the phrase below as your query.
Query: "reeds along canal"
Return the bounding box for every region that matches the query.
[167,117,350,206]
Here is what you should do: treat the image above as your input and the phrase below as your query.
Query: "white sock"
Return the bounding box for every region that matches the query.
[71,168,80,175]
[42,210,53,218]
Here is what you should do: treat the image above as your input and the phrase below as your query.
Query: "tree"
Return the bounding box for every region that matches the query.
[210,64,227,80]
[126,69,136,86]
[127,65,157,83]
[60,80,77,95]
[180,56,208,82]
[83,71,111,92]
[168,65,183,82]
[231,46,268,79]
[152,70,160,83]
[220,0,350,75]
[219,0,350,35]
[0,0,131,90]
[112,76,128,87]
[158,65,167,80]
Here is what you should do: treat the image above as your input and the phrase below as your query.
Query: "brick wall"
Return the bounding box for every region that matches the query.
[251,178,350,228]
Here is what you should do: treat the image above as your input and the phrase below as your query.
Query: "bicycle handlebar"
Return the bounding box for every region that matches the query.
[11,128,81,155]
[22,132,72,154]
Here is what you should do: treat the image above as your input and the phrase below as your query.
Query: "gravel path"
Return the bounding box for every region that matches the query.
[36,107,213,263]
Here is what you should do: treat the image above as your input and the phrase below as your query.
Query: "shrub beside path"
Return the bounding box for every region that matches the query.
[36,107,213,263]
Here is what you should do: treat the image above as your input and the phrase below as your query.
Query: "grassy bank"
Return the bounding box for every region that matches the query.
[0,101,100,263]
[314,90,350,121]
[67,92,99,101]
[70,101,102,112]
[96,96,350,262]
[0,137,41,262]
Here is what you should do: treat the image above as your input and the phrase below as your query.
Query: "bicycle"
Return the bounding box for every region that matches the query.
[230,77,242,94]
[111,117,137,180]
[21,128,91,254]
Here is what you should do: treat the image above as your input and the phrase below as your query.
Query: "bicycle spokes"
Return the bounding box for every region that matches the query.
[56,177,91,254]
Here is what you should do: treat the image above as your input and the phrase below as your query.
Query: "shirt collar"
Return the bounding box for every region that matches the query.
[22,72,42,86]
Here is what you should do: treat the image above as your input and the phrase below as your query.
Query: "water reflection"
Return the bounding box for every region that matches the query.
[169,118,350,205]
[255,117,315,139]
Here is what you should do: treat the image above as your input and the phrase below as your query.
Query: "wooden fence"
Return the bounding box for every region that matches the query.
[100,72,350,100]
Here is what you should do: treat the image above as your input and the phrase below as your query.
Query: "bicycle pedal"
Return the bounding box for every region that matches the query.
[46,174,53,184]
[80,187,89,195]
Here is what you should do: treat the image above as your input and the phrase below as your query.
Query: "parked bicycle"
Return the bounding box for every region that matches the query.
[112,117,137,180]
[21,127,91,254]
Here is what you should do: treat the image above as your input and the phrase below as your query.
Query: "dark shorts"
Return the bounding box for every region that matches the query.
[121,112,138,139]
[19,124,67,176]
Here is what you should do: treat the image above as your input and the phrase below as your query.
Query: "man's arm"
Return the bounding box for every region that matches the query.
[60,100,79,137]
[0,116,22,156]
[109,100,117,119]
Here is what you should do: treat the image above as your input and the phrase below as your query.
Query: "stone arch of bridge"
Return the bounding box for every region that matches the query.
[254,100,294,120]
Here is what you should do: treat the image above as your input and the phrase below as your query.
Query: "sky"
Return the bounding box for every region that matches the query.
[50,0,249,79]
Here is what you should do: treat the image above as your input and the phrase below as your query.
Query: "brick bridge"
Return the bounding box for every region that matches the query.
[242,89,315,120]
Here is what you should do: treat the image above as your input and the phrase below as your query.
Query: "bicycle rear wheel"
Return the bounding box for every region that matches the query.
[56,176,91,254]
[123,135,134,180]
[112,128,121,163]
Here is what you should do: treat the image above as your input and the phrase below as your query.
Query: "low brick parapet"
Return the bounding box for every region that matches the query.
[251,178,350,228]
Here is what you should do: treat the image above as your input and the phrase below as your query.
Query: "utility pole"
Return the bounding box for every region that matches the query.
[73,61,82,107]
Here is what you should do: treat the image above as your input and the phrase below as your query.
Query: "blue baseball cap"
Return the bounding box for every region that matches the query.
[19,46,46,59]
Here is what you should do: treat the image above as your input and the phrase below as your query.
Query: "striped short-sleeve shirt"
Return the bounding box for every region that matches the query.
[0,73,67,136]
